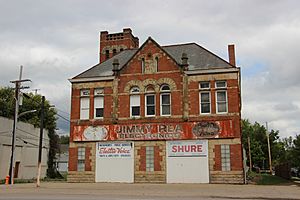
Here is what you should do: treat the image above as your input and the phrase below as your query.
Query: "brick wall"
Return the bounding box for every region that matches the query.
[69,147,78,171]
[134,141,166,183]
[209,139,244,184]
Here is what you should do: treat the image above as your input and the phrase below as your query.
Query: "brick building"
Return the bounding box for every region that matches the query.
[68,28,244,184]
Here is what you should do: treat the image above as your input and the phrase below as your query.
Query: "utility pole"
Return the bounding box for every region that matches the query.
[247,136,252,171]
[266,122,273,174]
[8,66,31,184]
[37,96,45,187]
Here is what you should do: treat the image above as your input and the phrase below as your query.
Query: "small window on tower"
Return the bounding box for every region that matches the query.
[105,50,109,59]
[120,48,124,52]
[113,49,117,56]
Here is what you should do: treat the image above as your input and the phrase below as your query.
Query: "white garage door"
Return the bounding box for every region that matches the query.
[166,140,209,183]
[95,141,134,183]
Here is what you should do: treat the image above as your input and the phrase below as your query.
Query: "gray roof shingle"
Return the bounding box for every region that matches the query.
[72,41,233,79]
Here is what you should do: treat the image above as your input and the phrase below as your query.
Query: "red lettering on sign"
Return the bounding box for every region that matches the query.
[171,144,203,153]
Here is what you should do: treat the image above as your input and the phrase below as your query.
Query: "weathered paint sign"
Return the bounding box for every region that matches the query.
[96,142,133,158]
[167,140,208,157]
[73,120,234,142]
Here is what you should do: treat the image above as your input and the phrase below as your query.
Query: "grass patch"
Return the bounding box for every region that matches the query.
[256,173,291,185]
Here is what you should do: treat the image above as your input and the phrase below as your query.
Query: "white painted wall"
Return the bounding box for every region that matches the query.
[95,142,134,183]
[0,117,49,180]
[166,140,209,183]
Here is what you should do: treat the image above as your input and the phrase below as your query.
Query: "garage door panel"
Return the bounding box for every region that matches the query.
[95,142,134,183]
[166,140,209,183]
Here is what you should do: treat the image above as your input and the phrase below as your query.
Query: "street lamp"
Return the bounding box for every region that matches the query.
[8,109,37,185]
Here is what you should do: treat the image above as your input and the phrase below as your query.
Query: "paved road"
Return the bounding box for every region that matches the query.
[1,182,300,200]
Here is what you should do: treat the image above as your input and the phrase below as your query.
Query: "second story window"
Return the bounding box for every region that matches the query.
[130,87,140,117]
[94,88,104,119]
[145,86,155,117]
[199,82,211,114]
[216,81,228,113]
[160,85,171,116]
[80,89,90,120]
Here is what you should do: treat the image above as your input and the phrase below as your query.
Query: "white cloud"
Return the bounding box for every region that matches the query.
[1,0,300,137]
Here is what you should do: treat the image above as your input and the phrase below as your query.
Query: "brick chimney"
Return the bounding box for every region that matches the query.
[99,28,139,63]
[228,44,236,66]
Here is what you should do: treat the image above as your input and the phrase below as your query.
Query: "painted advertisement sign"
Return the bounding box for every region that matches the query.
[73,120,234,142]
[96,142,133,158]
[167,140,208,157]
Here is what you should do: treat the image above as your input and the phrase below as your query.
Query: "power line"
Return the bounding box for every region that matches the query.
[16,137,48,149]
[56,108,70,116]
[17,127,49,141]
[56,113,71,123]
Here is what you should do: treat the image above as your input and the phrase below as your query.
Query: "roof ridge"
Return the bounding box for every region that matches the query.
[162,42,196,48]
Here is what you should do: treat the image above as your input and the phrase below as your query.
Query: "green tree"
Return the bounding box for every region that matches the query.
[291,135,300,169]
[0,87,60,178]
[59,135,70,145]
[242,119,287,170]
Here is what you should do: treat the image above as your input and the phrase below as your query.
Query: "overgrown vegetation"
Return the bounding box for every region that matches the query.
[242,119,300,176]
[0,87,60,178]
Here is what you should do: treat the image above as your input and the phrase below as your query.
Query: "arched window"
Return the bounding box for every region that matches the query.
[145,86,155,116]
[130,86,140,117]
[160,84,171,116]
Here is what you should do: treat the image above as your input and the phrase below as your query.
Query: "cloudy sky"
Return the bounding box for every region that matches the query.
[0,0,299,138]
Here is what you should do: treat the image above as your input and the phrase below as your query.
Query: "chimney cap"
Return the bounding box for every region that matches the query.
[228,44,236,67]
[123,28,132,33]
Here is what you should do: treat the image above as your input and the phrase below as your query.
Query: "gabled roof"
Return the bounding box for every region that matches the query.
[71,39,234,80]
[163,43,233,70]
[73,49,137,79]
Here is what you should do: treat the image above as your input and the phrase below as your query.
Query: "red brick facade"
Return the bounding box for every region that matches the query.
[68,28,244,184]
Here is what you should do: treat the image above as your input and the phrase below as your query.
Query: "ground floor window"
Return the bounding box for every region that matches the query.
[221,144,231,171]
[146,146,154,172]
[77,147,85,171]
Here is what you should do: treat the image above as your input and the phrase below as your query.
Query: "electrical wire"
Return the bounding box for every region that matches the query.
[17,127,49,141]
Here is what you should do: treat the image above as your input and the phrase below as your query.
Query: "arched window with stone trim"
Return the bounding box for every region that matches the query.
[145,85,155,117]
[130,86,140,117]
[160,84,171,116]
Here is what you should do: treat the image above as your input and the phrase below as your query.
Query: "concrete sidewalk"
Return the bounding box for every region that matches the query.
[1,182,300,200]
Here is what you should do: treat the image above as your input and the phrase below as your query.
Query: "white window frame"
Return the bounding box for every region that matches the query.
[215,80,227,89]
[145,94,155,117]
[216,90,228,114]
[94,88,104,119]
[130,87,140,118]
[160,85,171,116]
[221,144,231,171]
[160,93,171,116]
[77,147,85,172]
[215,81,228,114]
[80,89,90,120]
[199,82,211,114]
[199,91,211,114]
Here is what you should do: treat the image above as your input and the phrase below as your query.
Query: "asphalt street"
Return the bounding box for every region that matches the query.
[1,182,300,200]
